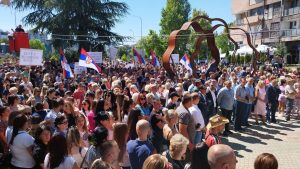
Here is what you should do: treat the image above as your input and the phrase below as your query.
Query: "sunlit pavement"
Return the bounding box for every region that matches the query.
[221,113,300,169]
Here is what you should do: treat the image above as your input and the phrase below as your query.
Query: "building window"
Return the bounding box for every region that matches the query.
[250,0,263,6]
[271,22,280,30]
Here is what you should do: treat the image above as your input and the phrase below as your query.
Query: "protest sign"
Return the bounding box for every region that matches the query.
[19,48,43,66]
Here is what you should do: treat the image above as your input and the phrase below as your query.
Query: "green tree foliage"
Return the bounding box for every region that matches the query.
[13,0,128,51]
[275,42,286,57]
[29,39,46,51]
[0,38,8,44]
[244,54,252,63]
[215,32,234,54]
[136,30,166,58]
[188,9,212,60]
[117,46,128,58]
[160,0,191,55]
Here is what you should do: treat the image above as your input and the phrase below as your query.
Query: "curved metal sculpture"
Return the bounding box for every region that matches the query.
[162,15,260,78]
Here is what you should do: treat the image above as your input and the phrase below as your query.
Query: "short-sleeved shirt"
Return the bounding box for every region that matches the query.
[127,140,154,169]
[11,131,35,168]
[176,104,196,144]
[205,130,221,148]
[44,154,75,169]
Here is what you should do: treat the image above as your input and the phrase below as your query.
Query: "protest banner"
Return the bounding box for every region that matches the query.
[19,48,43,66]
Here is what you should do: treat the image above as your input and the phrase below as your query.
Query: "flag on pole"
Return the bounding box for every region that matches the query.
[79,48,101,73]
[60,48,74,78]
[180,54,193,73]
[150,49,160,67]
[133,48,146,64]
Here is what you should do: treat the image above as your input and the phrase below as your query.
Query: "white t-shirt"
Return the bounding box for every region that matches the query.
[189,104,205,130]
[44,154,76,169]
[10,131,35,168]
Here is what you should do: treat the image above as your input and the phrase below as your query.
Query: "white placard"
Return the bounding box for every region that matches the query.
[19,48,43,66]
[109,47,118,60]
[170,54,179,63]
[74,62,87,74]
[87,52,102,63]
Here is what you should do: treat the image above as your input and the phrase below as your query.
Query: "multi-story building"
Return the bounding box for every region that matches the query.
[231,0,300,64]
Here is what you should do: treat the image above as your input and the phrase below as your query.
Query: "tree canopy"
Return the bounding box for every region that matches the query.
[13,0,128,51]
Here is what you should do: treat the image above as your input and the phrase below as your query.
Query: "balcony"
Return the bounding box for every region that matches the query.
[246,15,260,23]
[284,7,300,16]
[281,29,300,37]
[234,19,245,26]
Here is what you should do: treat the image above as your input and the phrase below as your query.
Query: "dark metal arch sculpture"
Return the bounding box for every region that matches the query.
[162,15,260,78]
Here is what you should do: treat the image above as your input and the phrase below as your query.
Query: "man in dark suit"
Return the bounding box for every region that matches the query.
[266,76,280,123]
[206,80,218,119]
[198,85,209,125]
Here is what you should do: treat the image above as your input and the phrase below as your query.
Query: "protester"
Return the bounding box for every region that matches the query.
[254,153,278,169]
[143,154,171,169]
[205,115,229,148]
[207,144,237,169]
[127,120,154,169]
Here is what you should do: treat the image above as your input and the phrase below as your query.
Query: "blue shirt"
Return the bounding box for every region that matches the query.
[245,83,255,104]
[127,140,154,169]
[217,87,234,110]
[235,84,250,103]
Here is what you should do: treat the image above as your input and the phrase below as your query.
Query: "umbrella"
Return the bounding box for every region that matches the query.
[236,45,253,56]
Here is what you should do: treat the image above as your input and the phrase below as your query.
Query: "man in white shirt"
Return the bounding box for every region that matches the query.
[189,92,205,144]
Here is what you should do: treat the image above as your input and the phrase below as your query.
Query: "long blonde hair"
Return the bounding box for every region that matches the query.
[256,80,265,90]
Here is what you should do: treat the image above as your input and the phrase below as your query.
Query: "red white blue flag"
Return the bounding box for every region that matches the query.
[180,54,193,73]
[133,48,146,64]
[60,48,74,78]
[79,48,101,73]
[150,49,160,67]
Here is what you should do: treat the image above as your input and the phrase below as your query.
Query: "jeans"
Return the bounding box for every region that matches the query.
[286,98,294,120]
[194,131,203,144]
[234,101,247,130]
[220,108,233,131]
[266,102,278,122]
[243,104,252,125]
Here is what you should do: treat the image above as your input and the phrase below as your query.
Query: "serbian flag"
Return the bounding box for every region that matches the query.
[60,48,74,78]
[150,49,160,67]
[79,48,101,73]
[180,54,193,73]
[133,48,146,64]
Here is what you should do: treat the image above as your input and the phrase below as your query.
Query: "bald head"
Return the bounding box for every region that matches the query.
[208,144,237,169]
[136,119,151,139]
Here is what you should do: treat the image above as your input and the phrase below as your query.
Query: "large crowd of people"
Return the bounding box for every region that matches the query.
[0,59,299,169]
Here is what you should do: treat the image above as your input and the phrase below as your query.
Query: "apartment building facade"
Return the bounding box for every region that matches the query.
[231,0,300,64]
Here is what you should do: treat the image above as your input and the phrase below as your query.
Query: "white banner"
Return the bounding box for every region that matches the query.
[109,47,118,60]
[19,48,43,66]
[170,54,179,64]
[74,62,87,74]
[87,52,102,63]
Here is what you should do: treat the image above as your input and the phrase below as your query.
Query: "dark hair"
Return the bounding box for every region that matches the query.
[54,114,66,127]
[113,123,128,162]
[48,135,68,169]
[190,142,210,169]
[254,153,278,169]
[88,126,108,147]
[122,99,133,116]
[7,95,19,106]
[182,93,192,105]
[99,140,117,159]
[127,108,142,140]
[35,125,52,143]
[95,99,105,113]
[35,102,44,111]
[82,99,91,112]
[52,100,60,109]
[0,106,8,117]
[10,114,28,145]
[17,85,25,95]
[47,88,56,96]
[94,112,109,127]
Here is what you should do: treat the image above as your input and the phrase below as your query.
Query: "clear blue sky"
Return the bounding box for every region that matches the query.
[0,0,234,44]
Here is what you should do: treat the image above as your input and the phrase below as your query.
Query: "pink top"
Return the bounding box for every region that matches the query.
[87,111,96,132]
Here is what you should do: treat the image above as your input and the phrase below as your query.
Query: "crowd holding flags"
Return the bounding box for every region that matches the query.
[79,48,102,73]
[150,49,160,67]
[60,48,74,78]
[133,48,146,64]
[59,47,192,76]
[180,54,193,73]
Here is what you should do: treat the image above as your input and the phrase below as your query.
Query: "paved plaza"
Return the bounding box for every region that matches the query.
[221,113,300,169]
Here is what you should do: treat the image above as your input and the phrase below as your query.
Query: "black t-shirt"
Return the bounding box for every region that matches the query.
[165,150,185,169]
[149,112,165,153]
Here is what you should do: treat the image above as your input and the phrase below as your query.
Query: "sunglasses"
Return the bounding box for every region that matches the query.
[140,98,146,100]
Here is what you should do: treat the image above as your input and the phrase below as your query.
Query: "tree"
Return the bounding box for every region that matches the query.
[188,9,212,60]
[29,39,46,51]
[117,46,128,58]
[215,32,234,54]
[160,0,191,55]
[135,30,166,58]
[275,42,286,57]
[13,0,128,51]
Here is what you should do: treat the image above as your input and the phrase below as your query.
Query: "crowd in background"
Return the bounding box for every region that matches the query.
[0,59,299,169]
